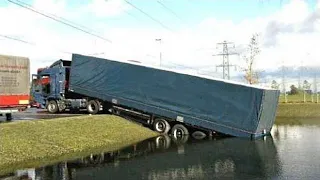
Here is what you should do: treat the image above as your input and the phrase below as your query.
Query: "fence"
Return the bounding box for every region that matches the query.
[279,93,320,103]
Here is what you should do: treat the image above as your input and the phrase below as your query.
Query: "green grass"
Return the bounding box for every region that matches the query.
[0,115,158,175]
[275,103,320,125]
[276,103,320,118]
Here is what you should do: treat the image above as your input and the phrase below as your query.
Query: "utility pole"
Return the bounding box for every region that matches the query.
[303,80,311,103]
[213,41,238,80]
[314,74,318,103]
[298,60,303,89]
[282,61,287,103]
[155,38,162,66]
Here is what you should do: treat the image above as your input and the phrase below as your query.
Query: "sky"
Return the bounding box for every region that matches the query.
[0,0,319,85]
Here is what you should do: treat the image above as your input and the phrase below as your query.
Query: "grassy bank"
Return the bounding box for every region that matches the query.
[0,115,158,175]
[276,103,320,118]
[275,103,320,125]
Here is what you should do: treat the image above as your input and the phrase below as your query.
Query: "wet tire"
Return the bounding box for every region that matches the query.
[153,118,171,134]
[5,113,12,121]
[171,124,189,138]
[192,131,207,140]
[47,100,59,114]
[87,100,100,114]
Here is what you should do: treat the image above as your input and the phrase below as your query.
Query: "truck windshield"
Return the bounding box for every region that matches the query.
[40,75,51,95]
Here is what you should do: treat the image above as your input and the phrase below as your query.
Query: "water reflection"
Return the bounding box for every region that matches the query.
[1,134,280,180]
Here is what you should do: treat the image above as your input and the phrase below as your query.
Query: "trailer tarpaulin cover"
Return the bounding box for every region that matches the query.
[0,55,30,95]
[69,54,280,138]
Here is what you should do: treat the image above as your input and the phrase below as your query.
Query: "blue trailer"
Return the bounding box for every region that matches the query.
[32,54,280,139]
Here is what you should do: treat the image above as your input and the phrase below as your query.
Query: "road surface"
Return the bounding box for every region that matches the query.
[0,108,83,122]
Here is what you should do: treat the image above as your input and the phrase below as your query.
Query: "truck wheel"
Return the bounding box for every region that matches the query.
[153,118,170,134]
[5,113,12,121]
[87,100,100,114]
[171,124,189,138]
[47,100,58,114]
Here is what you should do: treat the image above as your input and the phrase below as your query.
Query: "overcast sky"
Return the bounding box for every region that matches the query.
[0,0,319,79]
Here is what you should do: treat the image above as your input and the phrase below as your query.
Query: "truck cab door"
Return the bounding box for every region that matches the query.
[31,74,45,107]
[31,74,52,108]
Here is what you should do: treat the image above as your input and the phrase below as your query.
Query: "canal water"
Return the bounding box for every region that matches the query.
[1,119,320,180]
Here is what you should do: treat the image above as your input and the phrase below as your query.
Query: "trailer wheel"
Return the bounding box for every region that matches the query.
[153,118,170,134]
[5,113,12,121]
[87,100,100,114]
[171,124,189,138]
[47,100,59,114]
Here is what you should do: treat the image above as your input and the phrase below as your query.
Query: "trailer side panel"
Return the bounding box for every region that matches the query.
[69,54,278,137]
[0,55,30,95]
[0,55,30,107]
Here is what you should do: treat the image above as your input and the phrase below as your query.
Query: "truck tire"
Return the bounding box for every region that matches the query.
[5,113,12,121]
[87,100,100,114]
[47,100,59,114]
[171,124,189,138]
[153,118,170,134]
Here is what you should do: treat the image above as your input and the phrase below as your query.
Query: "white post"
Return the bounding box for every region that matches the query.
[284,92,287,103]
[155,38,162,66]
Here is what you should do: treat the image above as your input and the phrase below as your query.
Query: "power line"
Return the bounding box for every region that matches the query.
[7,0,112,43]
[0,34,72,54]
[0,34,35,46]
[124,0,173,32]
[157,0,183,22]
[124,10,140,21]
[13,0,100,35]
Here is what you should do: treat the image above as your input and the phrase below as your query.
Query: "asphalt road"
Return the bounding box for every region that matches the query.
[0,108,83,122]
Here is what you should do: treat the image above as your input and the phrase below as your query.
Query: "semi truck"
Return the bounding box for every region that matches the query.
[31,54,280,139]
[0,54,30,121]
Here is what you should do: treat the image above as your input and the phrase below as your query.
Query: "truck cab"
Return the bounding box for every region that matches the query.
[31,59,88,113]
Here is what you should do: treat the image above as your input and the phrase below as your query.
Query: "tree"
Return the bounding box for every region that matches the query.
[303,80,311,90]
[289,85,299,95]
[243,33,261,84]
